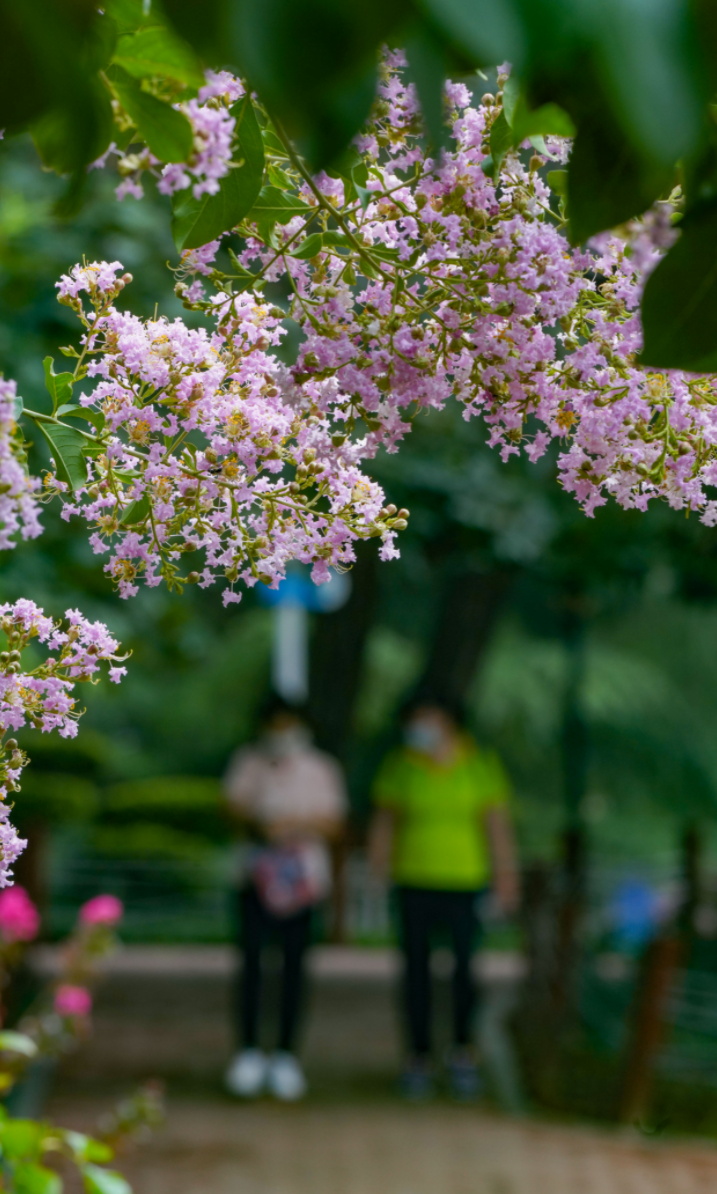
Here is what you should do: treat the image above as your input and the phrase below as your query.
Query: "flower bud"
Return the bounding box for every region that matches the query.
[392,518,408,530]
[397,508,410,520]
[186,572,200,584]
[385,504,397,516]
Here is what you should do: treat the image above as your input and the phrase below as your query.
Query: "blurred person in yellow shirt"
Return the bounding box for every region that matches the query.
[369,693,519,1100]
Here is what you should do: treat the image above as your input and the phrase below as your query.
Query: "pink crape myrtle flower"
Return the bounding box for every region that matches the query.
[0,602,127,887]
[54,984,92,1017]
[79,894,123,927]
[0,885,40,942]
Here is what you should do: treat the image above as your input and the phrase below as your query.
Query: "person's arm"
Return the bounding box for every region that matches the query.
[367,807,397,880]
[485,806,520,914]
[224,750,260,830]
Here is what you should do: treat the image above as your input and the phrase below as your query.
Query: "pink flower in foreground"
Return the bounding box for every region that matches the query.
[0,885,40,942]
[54,984,92,1017]
[79,894,123,927]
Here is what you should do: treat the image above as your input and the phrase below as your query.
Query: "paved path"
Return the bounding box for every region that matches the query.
[48,1096,717,1194]
[38,946,717,1194]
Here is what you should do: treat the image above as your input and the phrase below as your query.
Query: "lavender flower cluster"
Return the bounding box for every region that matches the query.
[99,70,244,202]
[51,260,398,602]
[100,54,717,531]
[0,600,127,886]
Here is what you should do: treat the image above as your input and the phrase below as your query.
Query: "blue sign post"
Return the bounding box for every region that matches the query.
[256,567,351,703]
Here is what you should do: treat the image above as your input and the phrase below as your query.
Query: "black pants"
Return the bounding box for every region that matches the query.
[236,885,312,1053]
[397,886,480,1058]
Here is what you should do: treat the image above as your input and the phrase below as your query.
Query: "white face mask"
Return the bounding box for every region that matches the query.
[403,721,445,755]
[264,726,310,758]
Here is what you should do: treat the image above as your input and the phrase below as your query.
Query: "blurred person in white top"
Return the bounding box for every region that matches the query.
[223,697,347,1101]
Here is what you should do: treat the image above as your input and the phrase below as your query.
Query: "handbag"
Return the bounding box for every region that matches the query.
[250,841,330,917]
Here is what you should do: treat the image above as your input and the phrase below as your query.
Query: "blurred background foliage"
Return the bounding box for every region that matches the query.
[3,131,717,940]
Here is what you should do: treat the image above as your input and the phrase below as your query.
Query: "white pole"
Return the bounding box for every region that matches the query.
[273,601,309,703]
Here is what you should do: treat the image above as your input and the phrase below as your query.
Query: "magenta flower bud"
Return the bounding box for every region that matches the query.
[79,894,124,927]
[54,984,92,1017]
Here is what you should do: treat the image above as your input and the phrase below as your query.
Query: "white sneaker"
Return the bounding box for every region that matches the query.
[267,1051,307,1101]
[225,1048,268,1098]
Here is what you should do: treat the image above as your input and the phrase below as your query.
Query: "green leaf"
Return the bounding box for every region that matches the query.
[62,1130,113,1165]
[0,1032,38,1058]
[121,494,151,527]
[43,357,74,413]
[102,0,149,35]
[511,98,575,146]
[32,86,115,176]
[171,96,265,251]
[111,68,192,163]
[0,1119,45,1160]
[14,1162,62,1194]
[56,405,105,433]
[589,0,702,167]
[567,115,675,244]
[82,1164,132,1194]
[501,75,520,129]
[489,111,514,178]
[290,233,324,259]
[112,26,204,88]
[10,392,23,422]
[547,170,568,197]
[640,199,717,371]
[247,185,312,243]
[35,421,89,491]
[404,23,449,150]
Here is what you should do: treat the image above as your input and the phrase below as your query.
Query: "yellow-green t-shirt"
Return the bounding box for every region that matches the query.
[373,738,510,890]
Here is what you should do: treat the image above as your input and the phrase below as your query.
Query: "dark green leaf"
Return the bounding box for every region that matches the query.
[489,111,513,178]
[567,115,675,244]
[121,494,151,527]
[36,421,89,491]
[171,96,265,251]
[111,68,192,162]
[43,357,74,413]
[290,233,324,259]
[418,0,525,71]
[229,0,403,167]
[404,23,449,150]
[112,26,204,88]
[14,1162,62,1194]
[82,1164,132,1194]
[32,85,115,176]
[640,200,717,371]
[589,0,703,166]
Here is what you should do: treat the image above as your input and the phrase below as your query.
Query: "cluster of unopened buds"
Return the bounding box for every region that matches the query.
[0,601,126,886]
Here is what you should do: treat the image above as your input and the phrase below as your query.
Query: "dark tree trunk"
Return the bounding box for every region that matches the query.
[551,610,589,1017]
[308,541,378,760]
[417,567,512,708]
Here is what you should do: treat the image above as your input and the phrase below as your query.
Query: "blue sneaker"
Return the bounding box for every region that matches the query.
[447,1050,482,1102]
[400,1058,434,1101]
